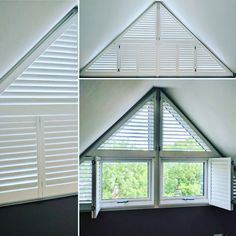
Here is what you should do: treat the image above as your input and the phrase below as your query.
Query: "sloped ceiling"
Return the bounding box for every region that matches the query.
[0,0,76,79]
[80,80,236,159]
[80,0,236,73]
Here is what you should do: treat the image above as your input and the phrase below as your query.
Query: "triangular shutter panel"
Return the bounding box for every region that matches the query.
[98,99,154,150]
[81,2,232,77]
[209,158,233,211]
[162,98,211,152]
[0,18,78,105]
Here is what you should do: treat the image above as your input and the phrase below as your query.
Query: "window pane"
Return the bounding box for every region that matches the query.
[102,161,149,200]
[163,162,204,198]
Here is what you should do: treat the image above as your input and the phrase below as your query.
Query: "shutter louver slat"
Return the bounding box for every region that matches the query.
[162,99,211,152]
[98,100,154,150]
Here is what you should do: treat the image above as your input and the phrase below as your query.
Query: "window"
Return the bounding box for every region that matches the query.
[100,159,153,209]
[160,160,208,205]
[102,161,149,200]
[81,2,233,77]
[80,88,234,218]
[0,8,78,206]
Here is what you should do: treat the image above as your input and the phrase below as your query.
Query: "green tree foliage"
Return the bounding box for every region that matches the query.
[102,162,148,200]
[163,162,204,197]
[163,137,204,151]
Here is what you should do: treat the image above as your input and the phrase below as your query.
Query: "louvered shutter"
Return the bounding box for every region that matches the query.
[209,158,233,211]
[0,116,39,204]
[79,161,92,203]
[0,16,77,105]
[233,175,236,202]
[42,115,78,197]
[161,98,211,152]
[98,99,154,151]
[81,2,232,77]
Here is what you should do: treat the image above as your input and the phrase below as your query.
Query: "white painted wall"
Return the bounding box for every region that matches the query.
[80,0,236,72]
[0,0,76,79]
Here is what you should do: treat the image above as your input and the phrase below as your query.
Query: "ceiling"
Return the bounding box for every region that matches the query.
[0,0,76,79]
[80,0,236,73]
[80,79,236,159]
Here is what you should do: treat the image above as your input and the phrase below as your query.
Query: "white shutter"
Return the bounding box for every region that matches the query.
[0,17,78,105]
[91,158,101,219]
[161,98,211,152]
[233,175,236,202]
[0,116,39,204]
[79,160,92,203]
[209,158,233,211]
[98,99,154,151]
[42,114,78,197]
[81,2,233,77]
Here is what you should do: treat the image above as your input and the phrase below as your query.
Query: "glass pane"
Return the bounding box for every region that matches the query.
[102,161,149,200]
[163,162,204,198]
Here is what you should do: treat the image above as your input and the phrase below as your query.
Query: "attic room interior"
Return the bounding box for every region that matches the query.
[80,0,236,235]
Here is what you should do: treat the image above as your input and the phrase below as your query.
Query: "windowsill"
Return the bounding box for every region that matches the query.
[159,198,209,207]
[101,200,154,211]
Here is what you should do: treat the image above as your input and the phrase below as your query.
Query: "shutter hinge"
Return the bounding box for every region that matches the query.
[158,146,161,151]
[91,205,96,211]
[194,68,197,72]
[118,68,120,72]
[194,46,196,50]
[92,160,96,165]
[118,45,120,49]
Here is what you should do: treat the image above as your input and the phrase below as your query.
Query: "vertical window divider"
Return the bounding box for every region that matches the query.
[156,2,161,76]
[155,89,161,207]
